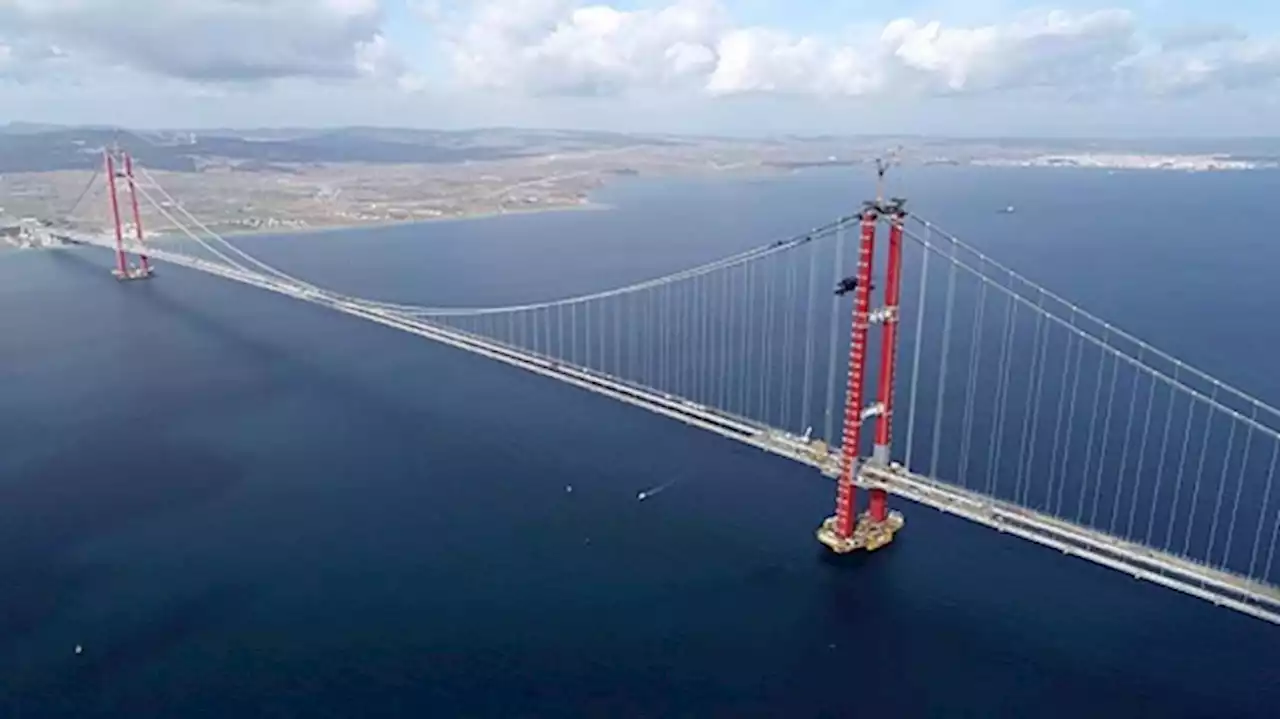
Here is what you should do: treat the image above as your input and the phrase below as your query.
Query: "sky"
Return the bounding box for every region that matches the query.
[1,0,1279,137]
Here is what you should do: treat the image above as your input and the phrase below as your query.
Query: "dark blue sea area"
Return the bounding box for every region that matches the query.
[1,166,1278,717]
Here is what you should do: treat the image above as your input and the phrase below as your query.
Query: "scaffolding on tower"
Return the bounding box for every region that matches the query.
[817,156,907,554]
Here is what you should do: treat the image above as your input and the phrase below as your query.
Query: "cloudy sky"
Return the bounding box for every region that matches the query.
[1,0,1277,136]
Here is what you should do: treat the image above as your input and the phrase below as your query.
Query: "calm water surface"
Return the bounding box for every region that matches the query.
[1,167,1278,717]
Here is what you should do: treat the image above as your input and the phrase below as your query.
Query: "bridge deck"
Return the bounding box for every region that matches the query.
[62,234,1280,626]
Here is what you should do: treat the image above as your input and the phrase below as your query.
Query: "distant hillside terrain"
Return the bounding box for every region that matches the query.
[0,125,687,173]
[6,124,1264,240]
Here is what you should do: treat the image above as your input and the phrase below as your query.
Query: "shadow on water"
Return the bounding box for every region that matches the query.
[67,583,252,687]
[7,583,254,719]
[0,251,512,666]
[46,249,444,440]
[0,439,245,647]
[47,249,300,369]
[814,544,884,571]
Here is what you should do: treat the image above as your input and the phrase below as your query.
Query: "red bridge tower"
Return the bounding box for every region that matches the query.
[816,196,908,553]
[104,146,154,281]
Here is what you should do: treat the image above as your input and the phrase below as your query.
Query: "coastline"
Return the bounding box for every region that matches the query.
[150,199,614,242]
[140,162,807,243]
[112,157,1275,245]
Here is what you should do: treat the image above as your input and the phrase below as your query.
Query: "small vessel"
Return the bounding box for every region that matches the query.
[999,205,1015,214]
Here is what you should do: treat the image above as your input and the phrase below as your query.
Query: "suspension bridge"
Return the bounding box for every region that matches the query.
[51,148,1280,626]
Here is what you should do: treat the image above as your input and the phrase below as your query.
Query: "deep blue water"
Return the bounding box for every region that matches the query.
[2,166,1279,717]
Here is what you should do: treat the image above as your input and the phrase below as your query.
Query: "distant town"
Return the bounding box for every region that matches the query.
[2,124,1275,248]
[976,153,1265,171]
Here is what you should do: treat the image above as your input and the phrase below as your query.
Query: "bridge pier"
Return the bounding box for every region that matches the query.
[817,508,905,553]
[817,196,908,554]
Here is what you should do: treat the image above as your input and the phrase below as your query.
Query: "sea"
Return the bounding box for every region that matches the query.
[1,165,1278,717]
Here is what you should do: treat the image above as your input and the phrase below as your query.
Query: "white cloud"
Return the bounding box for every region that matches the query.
[410,0,444,23]
[1132,34,1280,95]
[443,0,729,95]
[699,10,1140,98]
[0,0,405,83]
[439,0,1280,100]
[3,0,1280,134]
[880,10,1137,94]
[0,36,71,82]
[1159,24,1248,51]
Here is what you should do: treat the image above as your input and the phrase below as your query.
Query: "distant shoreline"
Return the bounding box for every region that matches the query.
[138,164,813,243]
[150,200,613,242]
[87,157,1273,246]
